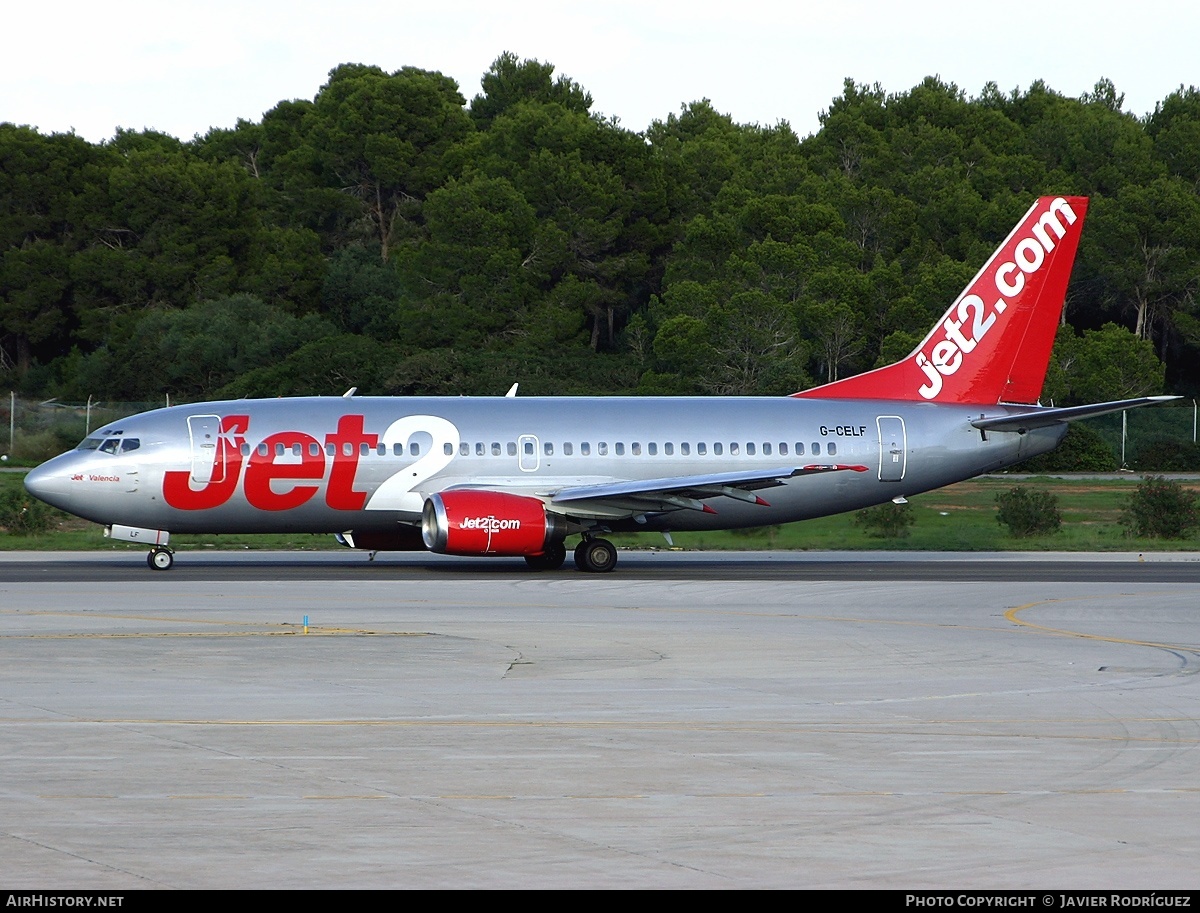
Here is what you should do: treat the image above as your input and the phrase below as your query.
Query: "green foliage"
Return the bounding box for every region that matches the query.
[1018,422,1118,472]
[0,486,55,535]
[470,52,592,128]
[7,63,1200,405]
[1130,437,1200,471]
[60,296,336,400]
[1049,323,1165,406]
[216,334,396,398]
[854,501,915,538]
[1120,476,1200,539]
[995,486,1062,537]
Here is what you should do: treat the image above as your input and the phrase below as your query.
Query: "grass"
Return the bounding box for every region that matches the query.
[2,471,1198,553]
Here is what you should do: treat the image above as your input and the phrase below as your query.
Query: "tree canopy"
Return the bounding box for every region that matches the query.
[3,61,1199,404]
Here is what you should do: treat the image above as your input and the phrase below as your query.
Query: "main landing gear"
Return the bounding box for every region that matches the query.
[523,536,618,572]
[573,536,617,573]
[147,546,174,571]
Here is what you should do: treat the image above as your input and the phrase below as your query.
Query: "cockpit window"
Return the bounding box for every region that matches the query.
[78,435,139,454]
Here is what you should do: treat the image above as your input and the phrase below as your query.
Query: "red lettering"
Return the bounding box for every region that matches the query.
[162,415,248,510]
[243,431,324,511]
[324,415,378,510]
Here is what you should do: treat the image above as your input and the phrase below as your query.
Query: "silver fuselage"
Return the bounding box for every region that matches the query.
[24,396,1064,535]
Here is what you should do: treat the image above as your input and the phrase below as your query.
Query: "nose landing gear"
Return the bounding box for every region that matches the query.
[147,547,174,571]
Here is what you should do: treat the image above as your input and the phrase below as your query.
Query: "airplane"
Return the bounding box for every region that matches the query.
[22,195,1177,572]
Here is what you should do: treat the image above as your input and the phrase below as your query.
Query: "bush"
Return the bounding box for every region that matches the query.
[1018,422,1117,472]
[854,501,915,538]
[995,486,1061,537]
[1130,438,1200,472]
[0,487,56,535]
[1120,476,1199,539]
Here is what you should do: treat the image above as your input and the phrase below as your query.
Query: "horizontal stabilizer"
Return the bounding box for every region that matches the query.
[971,396,1181,433]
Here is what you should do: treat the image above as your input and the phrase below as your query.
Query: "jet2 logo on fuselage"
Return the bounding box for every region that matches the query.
[161,414,459,513]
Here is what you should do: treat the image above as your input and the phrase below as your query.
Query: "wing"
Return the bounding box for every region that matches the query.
[548,464,869,515]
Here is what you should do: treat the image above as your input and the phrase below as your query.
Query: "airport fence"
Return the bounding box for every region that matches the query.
[2,395,171,464]
[3,393,1199,468]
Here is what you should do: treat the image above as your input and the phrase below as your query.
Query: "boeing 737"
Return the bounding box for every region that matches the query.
[23,195,1175,571]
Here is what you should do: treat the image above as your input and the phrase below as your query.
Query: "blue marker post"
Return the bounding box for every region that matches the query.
[303,615,309,635]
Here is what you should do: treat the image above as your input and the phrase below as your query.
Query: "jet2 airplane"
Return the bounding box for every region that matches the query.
[23,196,1174,571]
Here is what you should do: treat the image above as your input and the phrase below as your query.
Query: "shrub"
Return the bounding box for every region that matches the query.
[1129,438,1200,472]
[1120,476,1199,539]
[1018,422,1117,472]
[0,487,56,535]
[854,501,915,538]
[995,486,1061,537]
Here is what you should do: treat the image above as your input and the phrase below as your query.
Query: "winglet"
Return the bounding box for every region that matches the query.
[794,196,1089,406]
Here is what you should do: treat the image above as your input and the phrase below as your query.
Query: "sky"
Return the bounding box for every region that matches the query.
[4,0,1198,143]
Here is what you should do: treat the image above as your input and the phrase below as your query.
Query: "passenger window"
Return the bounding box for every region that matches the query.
[492,442,501,456]
[747,443,756,456]
[275,443,286,457]
[564,442,573,456]
[410,442,421,457]
[615,443,625,456]
[812,442,821,455]
[581,442,590,456]
[544,442,554,456]
[258,443,269,456]
[697,442,706,455]
[361,443,370,456]
[393,443,403,456]
[476,442,485,456]
[796,442,805,456]
[241,443,250,456]
[598,442,608,456]
[292,443,302,457]
[326,443,336,456]
[460,442,470,456]
[681,443,690,455]
[648,443,657,456]
[507,442,517,457]
[664,443,674,456]
[828,442,837,456]
[377,443,386,456]
[444,442,454,456]
[779,443,788,456]
[762,443,772,456]
[730,443,739,455]
[714,442,722,456]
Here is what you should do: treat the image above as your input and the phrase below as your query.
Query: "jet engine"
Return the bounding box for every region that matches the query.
[421,490,563,557]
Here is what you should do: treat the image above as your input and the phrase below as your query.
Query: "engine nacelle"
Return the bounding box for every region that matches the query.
[422,491,561,557]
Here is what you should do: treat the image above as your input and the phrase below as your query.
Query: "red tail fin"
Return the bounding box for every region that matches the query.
[794,196,1089,405]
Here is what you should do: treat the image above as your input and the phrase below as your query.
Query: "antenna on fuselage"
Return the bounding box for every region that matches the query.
[505,383,519,398]
[342,387,357,398]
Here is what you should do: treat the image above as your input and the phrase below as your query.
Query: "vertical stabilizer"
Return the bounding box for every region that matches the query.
[794,196,1089,405]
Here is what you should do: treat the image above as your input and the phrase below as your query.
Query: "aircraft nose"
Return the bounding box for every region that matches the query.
[23,459,70,508]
